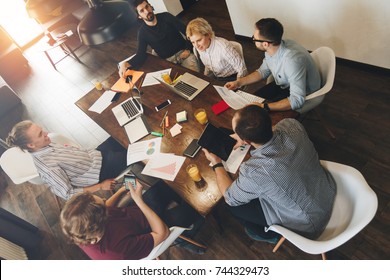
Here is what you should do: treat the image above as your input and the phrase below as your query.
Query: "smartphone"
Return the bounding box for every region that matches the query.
[155,99,171,112]
[123,174,136,190]
[183,139,201,158]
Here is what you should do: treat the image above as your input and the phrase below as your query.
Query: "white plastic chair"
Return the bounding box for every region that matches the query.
[267,46,336,138]
[0,133,80,185]
[141,226,188,260]
[267,160,378,260]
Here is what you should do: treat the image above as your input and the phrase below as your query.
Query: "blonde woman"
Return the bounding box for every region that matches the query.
[186,17,247,81]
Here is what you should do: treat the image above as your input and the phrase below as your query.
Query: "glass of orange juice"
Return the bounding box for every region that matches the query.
[194,108,208,125]
[161,73,172,84]
[186,164,202,182]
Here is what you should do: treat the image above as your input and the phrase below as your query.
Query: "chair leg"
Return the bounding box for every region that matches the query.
[178,235,207,249]
[321,253,327,260]
[272,236,286,253]
[313,109,336,139]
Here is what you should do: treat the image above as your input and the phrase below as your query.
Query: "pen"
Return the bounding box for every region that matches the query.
[160,110,168,127]
[151,131,164,137]
[173,72,178,83]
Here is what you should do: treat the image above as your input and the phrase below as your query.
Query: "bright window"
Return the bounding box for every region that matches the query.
[0,0,42,47]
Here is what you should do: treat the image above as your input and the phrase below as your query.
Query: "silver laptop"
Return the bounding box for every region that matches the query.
[112,87,143,126]
[156,72,210,101]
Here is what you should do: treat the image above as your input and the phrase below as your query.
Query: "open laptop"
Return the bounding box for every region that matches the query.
[155,72,209,101]
[112,87,143,126]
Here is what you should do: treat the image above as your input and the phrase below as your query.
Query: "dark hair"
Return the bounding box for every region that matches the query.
[255,18,283,45]
[234,105,273,144]
[132,0,149,12]
[6,120,34,151]
[60,193,107,245]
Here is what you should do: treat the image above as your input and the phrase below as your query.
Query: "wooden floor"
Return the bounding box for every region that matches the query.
[0,0,389,260]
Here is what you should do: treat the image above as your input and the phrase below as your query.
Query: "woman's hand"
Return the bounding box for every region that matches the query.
[225,80,240,90]
[127,179,144,204]
[118,62,131,78]
[99,179,116,191]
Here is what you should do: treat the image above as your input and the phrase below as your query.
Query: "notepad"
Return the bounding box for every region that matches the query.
[111,70,144,92]
[124,115,151,144]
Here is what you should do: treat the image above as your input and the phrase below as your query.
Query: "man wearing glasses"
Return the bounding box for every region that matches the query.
[225,18,320,112]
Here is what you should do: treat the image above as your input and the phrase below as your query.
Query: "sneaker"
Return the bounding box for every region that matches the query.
[244,226,279,244]
[174,237,206,255]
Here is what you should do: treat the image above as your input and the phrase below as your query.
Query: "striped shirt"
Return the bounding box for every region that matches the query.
[198,36,247,78]
[225,119,336,239]
[31,143,102,200]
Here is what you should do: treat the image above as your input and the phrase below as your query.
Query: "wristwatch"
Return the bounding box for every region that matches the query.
[263,102,271,112]
[212,162,224,171]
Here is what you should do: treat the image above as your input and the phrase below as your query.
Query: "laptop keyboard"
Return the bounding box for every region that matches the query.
[122,99,140,118]
[174,81,197,97]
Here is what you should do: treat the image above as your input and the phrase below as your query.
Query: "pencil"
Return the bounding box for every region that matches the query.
[138,76,144,89]
[160,110,168,127]
[173,72,178,83]
[162,123,165,136]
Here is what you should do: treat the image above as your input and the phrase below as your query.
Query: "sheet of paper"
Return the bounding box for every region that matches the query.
[142,68,172,87]
[117,54,136,69]
[88,90,116,113]
[209,144,250,174]
[142,153,185,181]
[124,116,150,144]
[126,138,162,166]
[111,70,144,92]
[213,85,264,110]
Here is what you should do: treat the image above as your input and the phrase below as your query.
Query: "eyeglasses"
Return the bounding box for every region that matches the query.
[252,36,273,44]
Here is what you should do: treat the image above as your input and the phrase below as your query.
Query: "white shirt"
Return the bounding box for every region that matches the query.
[197,36,247,78]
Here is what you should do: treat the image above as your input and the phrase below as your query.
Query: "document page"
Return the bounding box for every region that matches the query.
[142,68,172,87]
[88,90,116,113]
[213,85,264,110]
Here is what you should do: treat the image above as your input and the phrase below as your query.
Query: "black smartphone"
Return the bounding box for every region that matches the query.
[155,99,171,112]
[111,92,121,102]
[183,139,201,158]
[123,174,136,190]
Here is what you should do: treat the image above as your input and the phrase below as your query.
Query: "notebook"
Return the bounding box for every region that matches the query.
[197,123,236,161]
[112,87,143,126]
[155,72,209,101]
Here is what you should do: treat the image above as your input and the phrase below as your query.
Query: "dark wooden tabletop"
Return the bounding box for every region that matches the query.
[75,54,298,216]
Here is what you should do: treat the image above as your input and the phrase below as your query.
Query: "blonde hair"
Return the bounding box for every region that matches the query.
[6,120,34,151]
[186,17,215,39]
[60,193,107,245]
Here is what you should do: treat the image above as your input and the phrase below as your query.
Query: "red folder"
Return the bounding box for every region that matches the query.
[212,100,230,115]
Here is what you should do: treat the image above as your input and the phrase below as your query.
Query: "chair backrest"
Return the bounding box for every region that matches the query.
[141,226,188,260]
[297,46,336,114]
[0,147,40,184]
[229,40,244,59]
[0,133,80,185]
[267,160,377,255]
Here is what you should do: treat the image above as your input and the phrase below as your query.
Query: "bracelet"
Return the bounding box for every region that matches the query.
[263,102,271,112]
[212,162,224,171]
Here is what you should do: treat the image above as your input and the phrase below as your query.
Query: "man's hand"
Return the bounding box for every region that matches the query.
[118,62,131,78]
[230,133,247,150]
[179,49,190,60]
[225,80,240,90]
[202,148,222,165]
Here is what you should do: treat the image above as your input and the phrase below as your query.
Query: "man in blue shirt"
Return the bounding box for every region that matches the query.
[225,18,320,112]
[203,105,336,243]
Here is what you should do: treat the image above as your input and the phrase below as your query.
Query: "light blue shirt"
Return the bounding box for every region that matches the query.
[257,39,321,110]
[225,119,336,239]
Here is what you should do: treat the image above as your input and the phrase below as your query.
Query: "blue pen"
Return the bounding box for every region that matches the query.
[151,131,163,137]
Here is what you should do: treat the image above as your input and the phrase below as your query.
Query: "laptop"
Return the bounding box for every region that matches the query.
[155,72,210,101]
[112,87,143,126]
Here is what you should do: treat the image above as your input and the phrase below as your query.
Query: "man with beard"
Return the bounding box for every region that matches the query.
[225,18,320,112]
[119,0,199,77]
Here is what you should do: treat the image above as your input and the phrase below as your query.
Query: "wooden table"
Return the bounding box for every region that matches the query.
[75,54,298,216]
